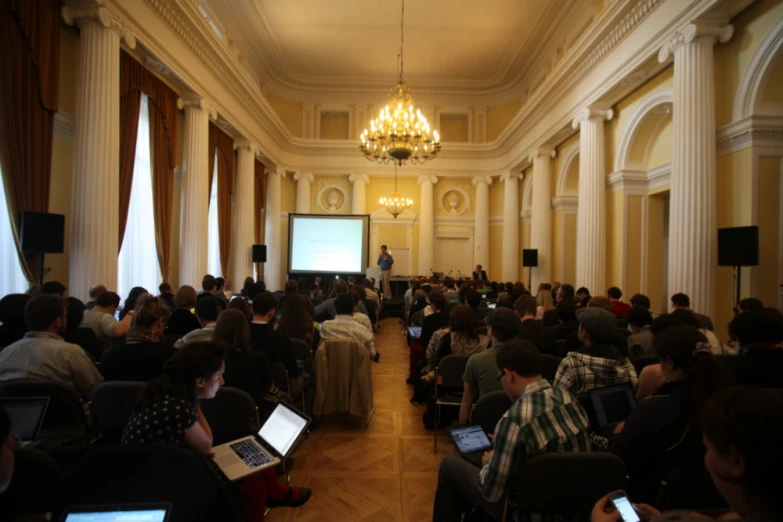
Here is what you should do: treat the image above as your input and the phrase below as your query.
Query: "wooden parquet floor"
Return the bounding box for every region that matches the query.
[267,318,456,522]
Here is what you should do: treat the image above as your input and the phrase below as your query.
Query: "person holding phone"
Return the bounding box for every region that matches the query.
[377,245,394,300]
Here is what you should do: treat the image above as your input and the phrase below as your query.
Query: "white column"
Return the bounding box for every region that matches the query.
[264,167,285,291]
[349,173,370,214]
[177,97,217,288]
[530,147,556,290]
[417,175,438,276]
[232,140,258,283]
[572,106,613,294]
[293,172,314,213]
[659,22,732,318]
[501,172,522,282]
[471,176,492,274]
[64,3,135,301]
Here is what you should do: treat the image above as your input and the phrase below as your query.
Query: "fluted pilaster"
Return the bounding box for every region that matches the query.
[349,173,370,214]
[572,106,613,294]
[177,97,216,287]
[501,172,523,282]
[232,140,258,282]
[530,147,556,289]
[417,175,438,276]
[264,167,285,291]
[65,2,135,300]
[293,172,314,213]
[660,22,733,318]
[471,176,493,273]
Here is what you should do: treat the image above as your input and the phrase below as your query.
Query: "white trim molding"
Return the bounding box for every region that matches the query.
[607,170,650,195]
[556,142,580,197]
[647,163,672,190]
[733,16,783,121]
[716,116,783,156]
[614,88,674,171]
[54,111,76,143]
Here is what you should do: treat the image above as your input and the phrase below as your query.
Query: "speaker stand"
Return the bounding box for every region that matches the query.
[38,252,45,287]
[734,265,742,308]
[528,269,532,294]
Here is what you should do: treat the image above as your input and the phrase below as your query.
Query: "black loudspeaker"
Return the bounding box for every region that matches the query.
[252,244,267,263]
[522,249,538,268]
[20,212,65,253]
[718,226,759,267]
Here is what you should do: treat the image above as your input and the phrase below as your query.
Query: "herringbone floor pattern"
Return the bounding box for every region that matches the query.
[267,318,456,521]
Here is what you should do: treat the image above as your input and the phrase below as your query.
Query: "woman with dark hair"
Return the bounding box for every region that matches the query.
[61,297,101,360]
[512,282,527,302]
[241,277,255,297]
[610,326,734,503]
[408,290,429,321]
[119,286,149,320]
[0,294,30,349]
[228,298,253,324]
[123,342,310,520]
[277,295,316,347]
[504,282,514,295]
[433,305,489,365]
[164,285,201,336]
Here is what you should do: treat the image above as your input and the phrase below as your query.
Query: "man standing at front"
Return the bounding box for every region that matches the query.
[377,245,394,300]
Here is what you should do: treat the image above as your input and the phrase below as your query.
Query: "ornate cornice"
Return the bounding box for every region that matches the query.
[63,0,137,48]
[606,169,649,195]
[54,111,76,143]
[647,163,671,190]
[658,21,733,62]
[716,116,783,155]
[551,195,578,213]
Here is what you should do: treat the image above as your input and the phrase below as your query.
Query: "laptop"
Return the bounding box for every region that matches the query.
[61,503,171,522]
[486,302,497,309]
[0,397,49,447]
[589,383,637,431]
[212,401,310,481]
[449,425,493,466]
[407,326,422,338]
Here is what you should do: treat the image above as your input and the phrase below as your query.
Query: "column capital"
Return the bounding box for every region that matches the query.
[417,174,438,186]
[471,175,493,187]
[62,1,136,48]
[500,172,523,183]
[658,21,734,63]
[529,145,557,163]
[234,139,260,155]
[177,96,218,121]
[572,105,614,129]
[349,173,370,185]
[292,172,314,184]
[274,167,287,178]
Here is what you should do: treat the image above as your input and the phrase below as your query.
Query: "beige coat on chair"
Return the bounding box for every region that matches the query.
[313,339,375,423]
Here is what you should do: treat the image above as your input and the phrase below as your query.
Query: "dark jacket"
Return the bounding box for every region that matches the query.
[420,311,450,350]
[165,309,202,336]
[249,323,299,378]
[724,349,783,388]
[518,319,557,356]
[63,327,103,361]
[101,342,176,382]
[223,350,272,407]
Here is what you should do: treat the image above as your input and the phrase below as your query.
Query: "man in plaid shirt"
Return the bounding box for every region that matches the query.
[553,307,638,395]
[433,339,590,522]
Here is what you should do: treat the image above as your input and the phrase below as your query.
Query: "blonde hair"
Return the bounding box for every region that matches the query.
[536,290,554,311]
[129,296,171,334]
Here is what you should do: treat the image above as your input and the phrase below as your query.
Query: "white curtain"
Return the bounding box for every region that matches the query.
[0,171,29,297]
[207,154,221,276]
[118,94,161,301]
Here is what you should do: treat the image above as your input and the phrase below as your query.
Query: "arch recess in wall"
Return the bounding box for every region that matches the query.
[556,143,580,197]
[733,16,783,121]
[614,88,674,172]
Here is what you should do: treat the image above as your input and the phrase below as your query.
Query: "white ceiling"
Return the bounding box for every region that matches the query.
[200,0,595,97]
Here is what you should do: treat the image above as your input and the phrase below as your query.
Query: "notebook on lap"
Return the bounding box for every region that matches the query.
[212,401,310,481]
[0,397,49,447]
[449,425,493,466]
[589,383,636,431]
[407,326,422,338]
[61,503,171,521]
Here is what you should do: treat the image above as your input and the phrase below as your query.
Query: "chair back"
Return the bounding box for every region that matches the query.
[632,354,660,375]
[92,381,144,443]
[291,339,311,361]
[409,309,426,327]
[435,354,470,389]
[268,361,290,390]
[313,339,375,421]
[199,386,259,445]
[0,378,86,430]
[469,390,512,434]
[0,448,63,517]
[540,354,560,383]
[555,339,569,359]
[510,453,626,518]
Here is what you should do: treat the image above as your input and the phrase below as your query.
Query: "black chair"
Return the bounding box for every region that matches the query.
[91,381,144,444]
[199,386,259,445]
[555,339,569,359]
[632,354,660,376]
[0,379,88,438]
[291,338,312,371]
[576,392,597,430]
[469,390,512,435]
[0,448,63,518]
[502,453,627,521]
[540,354,561,383]
[433,354,470,453]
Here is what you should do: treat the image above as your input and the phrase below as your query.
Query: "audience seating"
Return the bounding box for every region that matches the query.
[91,381,144,444]
[199,386,259,445]
[0,447,63,518]
[501,453,626,521]
[656,464,728,512]
[555,338,569,358]
[632,354,660,375]
[291,338,312,372]
[433,354,470,453]
[469,390,512,435]
[540,354,560,383]
[0,379,89,440]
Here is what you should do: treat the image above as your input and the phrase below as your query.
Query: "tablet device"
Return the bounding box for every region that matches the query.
[449,425,492,455]
[407,326,422,338]
[61,504,171,522]
[486,302,497,309]
[589,383,636,431]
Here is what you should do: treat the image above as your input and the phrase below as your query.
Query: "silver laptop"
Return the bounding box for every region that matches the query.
[212,401,310,481]
[0,397,49,447]
[487,302,497,309]
[61,503,171,522]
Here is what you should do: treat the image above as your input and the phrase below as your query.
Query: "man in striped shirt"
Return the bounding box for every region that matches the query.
[433,339,591,522]
[173,296,219,348]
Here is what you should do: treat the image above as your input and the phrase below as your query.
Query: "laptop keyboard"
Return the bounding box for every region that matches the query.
[230,439,274,469]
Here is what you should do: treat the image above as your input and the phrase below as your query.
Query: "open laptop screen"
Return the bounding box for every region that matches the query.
[258,403,308,457]
[63,507,169,522]
[0,397,48,442]
[590,383,636,430]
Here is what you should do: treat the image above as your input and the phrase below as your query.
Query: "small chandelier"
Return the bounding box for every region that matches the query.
[359,0,441,166]
[380,164,413,219]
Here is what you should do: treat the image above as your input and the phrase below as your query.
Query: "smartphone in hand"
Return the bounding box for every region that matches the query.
[607,490,641,522]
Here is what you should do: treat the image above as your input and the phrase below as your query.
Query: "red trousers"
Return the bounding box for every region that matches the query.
[240,468,289,522]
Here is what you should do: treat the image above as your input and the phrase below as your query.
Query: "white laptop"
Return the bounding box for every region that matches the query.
[61,503,171,522]
[0,397,49,447]
[212,402,310,481]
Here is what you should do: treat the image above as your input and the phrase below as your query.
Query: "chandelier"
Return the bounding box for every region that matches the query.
[379,164,413,219]
[359,0,441,166]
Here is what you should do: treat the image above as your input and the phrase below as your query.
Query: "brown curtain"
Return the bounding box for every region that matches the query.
[254,160,265,244]
[0,0,60,284]
[118,90,141,252]
[208,123,234,276]
[120,51,178,280]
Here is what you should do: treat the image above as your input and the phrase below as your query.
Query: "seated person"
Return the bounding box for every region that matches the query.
[534,289,554,321]
[276,294,319,353]
[575,287,591,309]
[610,326,734,503]
[121,342,310,520]
[0,295,103,398]
[320,294,379,363]
[442,279,458,301]
[626,306,654,358]
[249,292,299,378]
[514,295,557,356]
[433,340,590,522]
[85,284,106,310]
[361,279,382,314]
[434,305,490,365]
[61,297,102,361]
[567,296,631,356]
[408,290,429,322]
[420,293,449,351]
[629,293,651,310]
[80,291,133,348]
[0,294,31,349]
[485,282,499,300]
[228,297,253,324]
[119,287,149,320]
[471,264,488,282]
[608,287,630,318]
[670,292,714,331]
[554,307,638,395]
[174,296,219,348]
[552,299,579,340]
[724,308,783,388]
[313,280,368,321]
[158,282,176,309]
[164,285,202,336]
[459,308,521,423]
[101,296,175,382]
[671,309,723,355]
[737,297,763,314]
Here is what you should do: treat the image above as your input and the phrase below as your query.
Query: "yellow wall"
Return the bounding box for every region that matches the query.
[320,113,349,140]
[440,114,469,142]
[552,210,564,283]
[646,120,673,169]
[626,195,643,297]
[758,50,783,109]
[606,190,623,289]
[564,214,577,285]
[756,156,782,308]
[646,192,667,314]
[365,176,421,215]
[489,223,503,282]
[281,174,296,212]
[486,99,521,142]
[266,94,303,138]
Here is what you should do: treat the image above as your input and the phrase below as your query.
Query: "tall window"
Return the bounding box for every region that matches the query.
[118,94,161,301]
[0,173,28,296]
[207,153,221,277]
